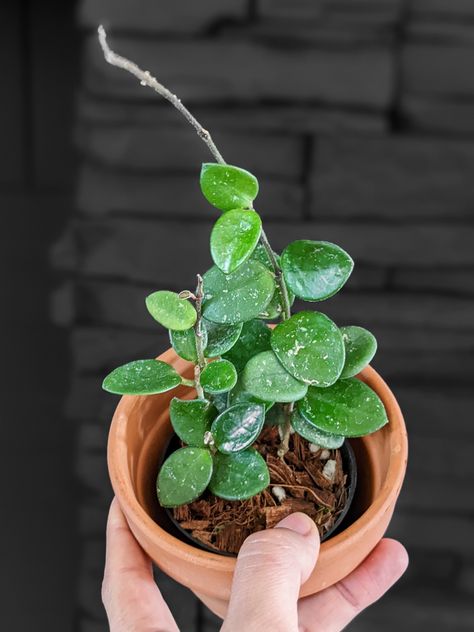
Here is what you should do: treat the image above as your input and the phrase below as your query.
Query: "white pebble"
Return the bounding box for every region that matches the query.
[320,449,330,460]
[272,486,287,502]
[322,459,336,482]
[309,443,321,453]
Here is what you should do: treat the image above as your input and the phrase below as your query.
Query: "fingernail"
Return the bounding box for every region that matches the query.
[275,512,314,536]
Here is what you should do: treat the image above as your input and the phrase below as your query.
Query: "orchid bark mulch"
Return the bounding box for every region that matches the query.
[172,426,349,555]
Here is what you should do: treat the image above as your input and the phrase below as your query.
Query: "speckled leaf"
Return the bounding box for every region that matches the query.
[209,449,270,500]
[291,408,344,448]
[203,319,243,358]
[200,163,259,212]
[281,240,353,301]
[211,209,262,274]
[340,326,377,379]
[102,360,181,395]
[200,359,238,394]
[298,378,388,437]
[157,447,213,507]
[229,374,274,411]
[146,291,197,331]
[170,398,218,447]
[250,245,295,319]
[271,311,345,387]
[169,326,208,362]
[223,319,272,372]
[242,350,308,403]
[202,261,275,325]
[211,403,265,454]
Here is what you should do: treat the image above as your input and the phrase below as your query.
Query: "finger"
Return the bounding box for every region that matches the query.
[102,498,179,632]
[298,538,409,632]
[222,512,320,632]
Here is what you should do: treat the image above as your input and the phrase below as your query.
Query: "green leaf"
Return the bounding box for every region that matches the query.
[146,291,197,331]
[169,326,208,363]
[202,261,275,325]
[242,350,308,403]
[298,378,388,437]
[271,311,345,387]
[170,398,218,447]
[209,449,269,500]
[203,319,242,358]
[102,360,181,395]
[200,359,238,394]
[200,163,259,212]
[223,319,272,372]
[157,447,213,507]
[211,403,265,454]
[340,326,377,379]
[281,240,353,301]
[210,209,262,274]
[250,245,295,319]
[291,408,344,448]
[229,374,274,411]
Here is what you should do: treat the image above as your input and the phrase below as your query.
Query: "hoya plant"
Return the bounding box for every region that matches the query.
[99,26,387,510]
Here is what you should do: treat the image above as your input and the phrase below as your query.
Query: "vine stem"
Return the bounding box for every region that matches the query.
[193,274,206,398]
[97,25,225,165]
[98,26,294,452]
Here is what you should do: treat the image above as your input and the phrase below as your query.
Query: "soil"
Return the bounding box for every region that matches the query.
[172,426,349,555]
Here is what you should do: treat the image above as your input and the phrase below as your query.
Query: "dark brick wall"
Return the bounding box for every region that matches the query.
[52,1,474,629]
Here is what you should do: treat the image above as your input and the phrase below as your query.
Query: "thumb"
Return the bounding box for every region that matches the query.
[222,512,319,632]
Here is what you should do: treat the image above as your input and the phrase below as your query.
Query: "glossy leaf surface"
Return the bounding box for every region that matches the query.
[209,449,269,500]
[298,378,388,437]
[271,311,345,387]
[210,209,262,274]
[102,360,181,395]
[291,408,344,448]
[200,163,259,212]
[229,374,273,411]
[223,319,272,372]
[202,261,274,325]
[170,398,218,447]
[211,403,265,454]
[203,319,242,358]
[242,350,308,403]
[157,447,213,507]
[340,326,377,379]
[200,359,238,394]
[146,291,197,331]
[169,326,208,363]
[281,240,353,301]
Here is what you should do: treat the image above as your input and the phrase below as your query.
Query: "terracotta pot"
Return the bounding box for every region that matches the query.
[108,348,408,611]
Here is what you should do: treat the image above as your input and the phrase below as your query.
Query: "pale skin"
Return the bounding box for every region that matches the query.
[103,498,408,631]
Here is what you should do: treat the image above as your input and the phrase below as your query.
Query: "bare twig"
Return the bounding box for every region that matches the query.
[97,25,225,165]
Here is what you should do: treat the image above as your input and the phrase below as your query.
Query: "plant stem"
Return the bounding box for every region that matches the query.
[97,25,225,166]
[278,402,294,459]
[259,228,292,321]
[193,274,206,398]
[181,378,196,388]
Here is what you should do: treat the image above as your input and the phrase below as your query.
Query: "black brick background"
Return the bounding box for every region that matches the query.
[5,1,474,630]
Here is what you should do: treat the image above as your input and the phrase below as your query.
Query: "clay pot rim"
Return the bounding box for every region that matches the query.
[108,359,408,573]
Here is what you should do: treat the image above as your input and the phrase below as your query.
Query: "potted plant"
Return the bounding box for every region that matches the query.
[98,26,407,611]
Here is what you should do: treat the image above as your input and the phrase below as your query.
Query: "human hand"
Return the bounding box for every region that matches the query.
[102,498,408,631]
